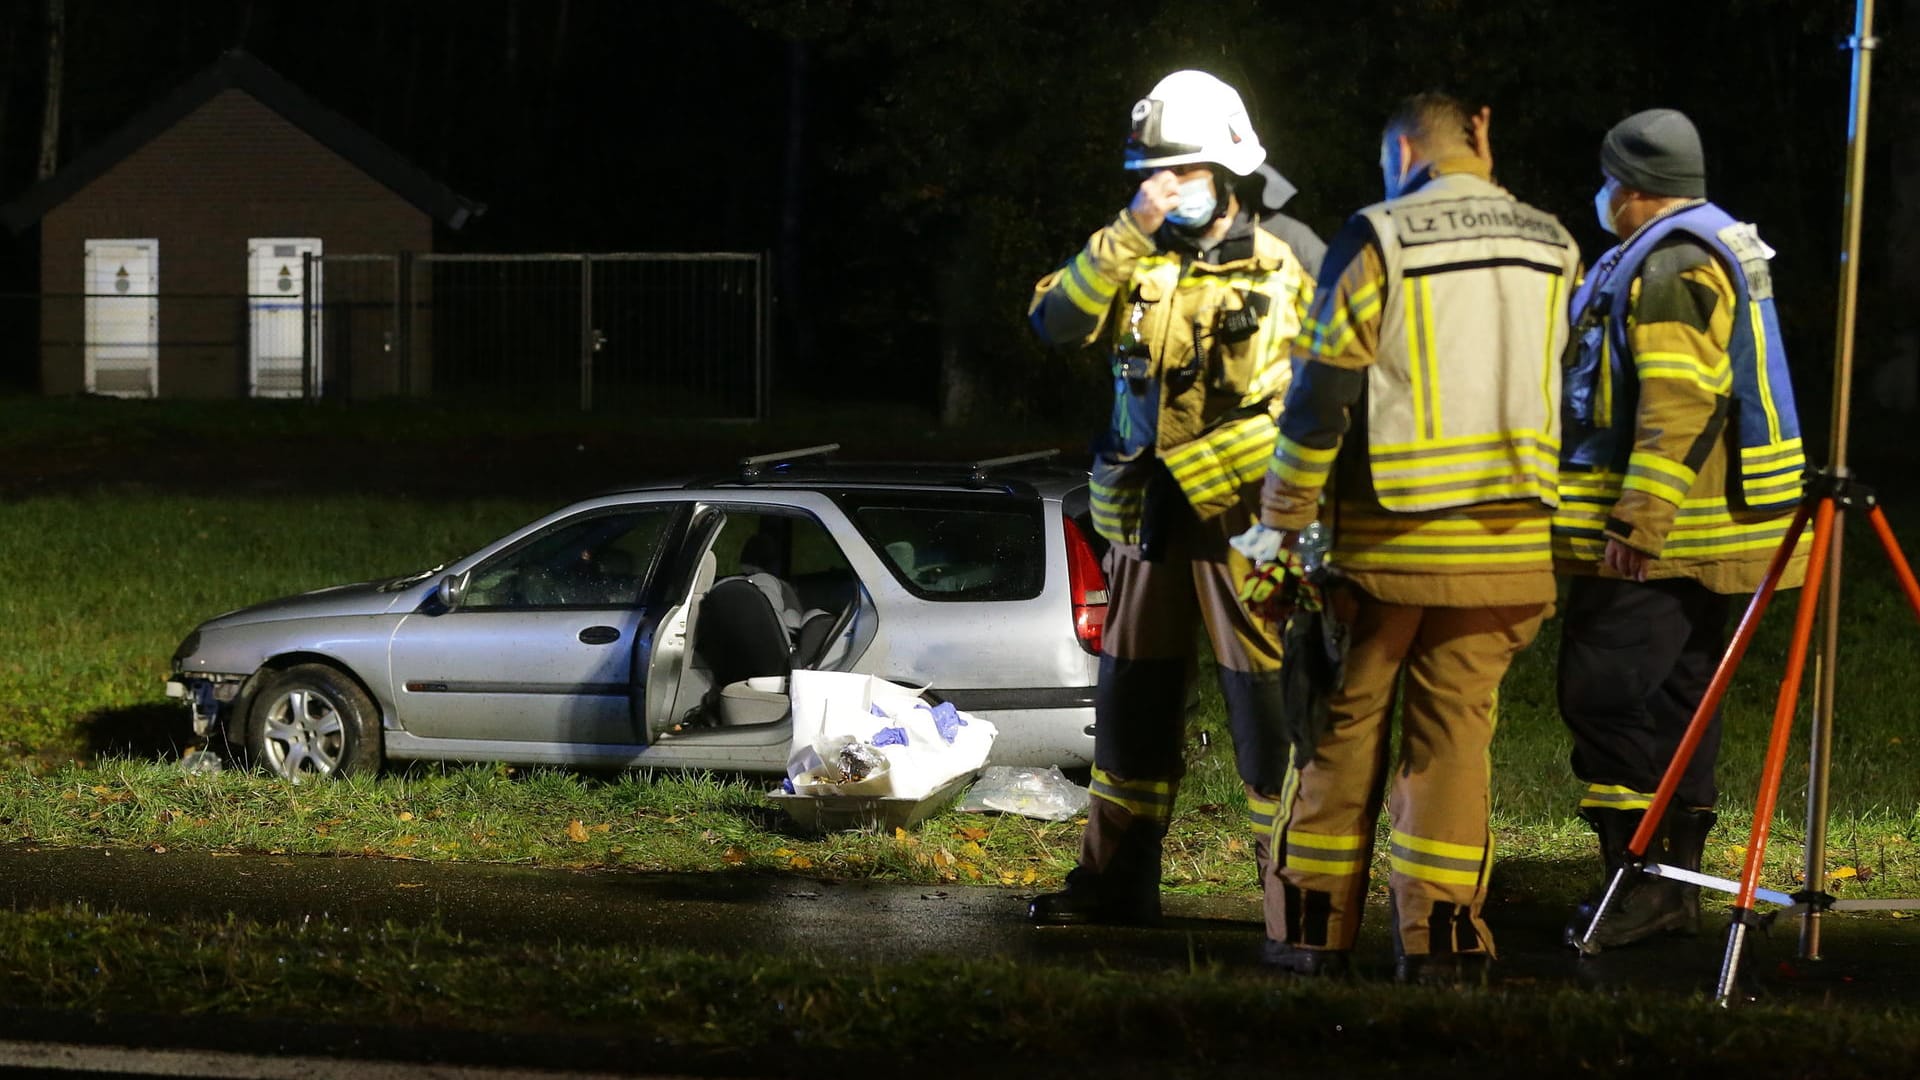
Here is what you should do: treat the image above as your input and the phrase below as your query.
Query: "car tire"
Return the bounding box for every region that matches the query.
[244,663,383,782]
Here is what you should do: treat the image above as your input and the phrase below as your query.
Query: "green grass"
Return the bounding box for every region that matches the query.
[4,490,1920,905]
[3,904,1918,1077]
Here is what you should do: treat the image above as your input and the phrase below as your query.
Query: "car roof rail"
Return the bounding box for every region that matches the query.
[968,449,1060,483]
[738,443,840,481]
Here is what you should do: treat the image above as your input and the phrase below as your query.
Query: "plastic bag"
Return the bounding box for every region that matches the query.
[956,765,1089,822]
[785,671,997,800]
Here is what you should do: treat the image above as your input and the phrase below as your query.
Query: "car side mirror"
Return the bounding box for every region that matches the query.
[435,571,470,612]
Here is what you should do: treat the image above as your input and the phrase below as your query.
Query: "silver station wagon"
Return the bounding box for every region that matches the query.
[167,448,1108,782]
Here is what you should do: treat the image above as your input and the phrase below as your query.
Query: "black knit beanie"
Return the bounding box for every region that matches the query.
[1601,108,1706,198]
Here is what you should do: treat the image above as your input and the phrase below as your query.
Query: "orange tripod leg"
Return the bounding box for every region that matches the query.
[1715,498,1837,1003]
[1866,506,1920,624]
[1624,502,1813,859]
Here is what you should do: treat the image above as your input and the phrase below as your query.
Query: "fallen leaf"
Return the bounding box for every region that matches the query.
[662,816,682,824]
[722,846,748,864]
[590,823,611,834]
[59,791,77,801]
[956,826,988,842]
[773,847,796,857]
[90,785,108,795]
[933,848,956,869]
[156,810,176,825]
[392,836,417,848]
[1021,866,1037,886]
[998,871,1016,885]
[398,811,415,822]
[894,827,918,845]
[608,845,624,855]
[960,841,986,860]
[396,882,426,889]
[1226,838,1244,854]
[789,855,814,869]
[314,825,330,837]
[566,820,589,843]
[700,830,720,844]
[1827,866,1858,882]
[1891,910,1913,920]
[147,844,167,854]
[1892,737,1904,745]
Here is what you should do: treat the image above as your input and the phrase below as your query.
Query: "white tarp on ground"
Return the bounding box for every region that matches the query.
[784,671,996,800]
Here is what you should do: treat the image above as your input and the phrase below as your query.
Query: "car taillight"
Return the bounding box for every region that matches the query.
[1062,516,1107,655]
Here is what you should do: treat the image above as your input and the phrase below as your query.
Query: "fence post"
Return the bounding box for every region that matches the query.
[397,252,414,396]
[580,254,593,412]
[301,251,315,401]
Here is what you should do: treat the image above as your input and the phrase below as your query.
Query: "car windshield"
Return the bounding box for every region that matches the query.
[835,493,1044,601]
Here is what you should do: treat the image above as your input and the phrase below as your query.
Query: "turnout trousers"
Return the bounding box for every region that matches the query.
[1083,496,1290,915]
[1268,586,1548,958]
[1558,576,1733,812]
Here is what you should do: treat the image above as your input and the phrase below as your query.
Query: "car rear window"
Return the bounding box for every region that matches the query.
[835,494,1045,601]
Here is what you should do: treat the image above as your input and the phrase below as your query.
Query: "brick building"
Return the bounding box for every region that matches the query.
[0,50,482,399]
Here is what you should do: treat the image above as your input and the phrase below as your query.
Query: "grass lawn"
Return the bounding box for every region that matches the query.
[3,488,1918,906]
[4,904,1919,1078]
[3,397,1920,1069]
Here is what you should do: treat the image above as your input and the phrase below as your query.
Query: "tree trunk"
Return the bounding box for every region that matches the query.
[36,0,63,181]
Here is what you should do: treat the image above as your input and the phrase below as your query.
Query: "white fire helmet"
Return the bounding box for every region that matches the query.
[1124,70,1266,177]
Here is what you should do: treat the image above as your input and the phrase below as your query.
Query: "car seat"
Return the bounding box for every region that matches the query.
[690,577,796,729]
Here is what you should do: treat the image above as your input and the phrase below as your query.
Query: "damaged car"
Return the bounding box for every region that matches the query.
[167,448,1107,782]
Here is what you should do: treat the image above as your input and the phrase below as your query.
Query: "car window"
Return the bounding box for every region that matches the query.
[837,494,1044,601]
[702,508,857,618]
[465,507,674,610]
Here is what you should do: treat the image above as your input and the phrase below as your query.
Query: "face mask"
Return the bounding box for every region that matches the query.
[1166,176,1217,226]
[1593,179,1622,236]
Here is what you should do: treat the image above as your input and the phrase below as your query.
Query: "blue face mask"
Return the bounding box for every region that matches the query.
[1594,179,1622,236]
[1166,176,1218,226]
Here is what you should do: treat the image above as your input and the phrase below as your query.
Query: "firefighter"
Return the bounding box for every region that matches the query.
[1025,70,1322,926]
[1240,92,1579,981]
[1555,109,1807,949]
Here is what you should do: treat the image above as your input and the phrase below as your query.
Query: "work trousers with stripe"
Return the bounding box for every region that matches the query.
[1269,587,1548,957]
[1558,575,1732,812]
[1083,497,1290,908]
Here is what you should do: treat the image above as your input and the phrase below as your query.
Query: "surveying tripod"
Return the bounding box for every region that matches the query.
[1573,468,1920,1001]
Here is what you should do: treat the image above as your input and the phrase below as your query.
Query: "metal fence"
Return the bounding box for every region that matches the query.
[7,251,771,418]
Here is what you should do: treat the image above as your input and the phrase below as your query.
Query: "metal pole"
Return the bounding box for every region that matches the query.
[756,252,769,421]
[301,250,315,401]
[1803,0,1877,961]
[580,254,593,412]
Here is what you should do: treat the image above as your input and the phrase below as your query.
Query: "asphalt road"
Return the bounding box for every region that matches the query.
[3,842,1914,999]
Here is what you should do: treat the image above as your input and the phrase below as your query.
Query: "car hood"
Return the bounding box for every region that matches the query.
[199,580,404,630]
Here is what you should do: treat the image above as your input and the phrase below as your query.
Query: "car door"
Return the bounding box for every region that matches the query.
[388,504,680,746]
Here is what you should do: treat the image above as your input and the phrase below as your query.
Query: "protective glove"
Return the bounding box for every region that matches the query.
[1237,536,1325,625]
[1229,522,1288,565]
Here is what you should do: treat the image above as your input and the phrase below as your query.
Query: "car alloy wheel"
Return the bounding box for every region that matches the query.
[260,685,347,780]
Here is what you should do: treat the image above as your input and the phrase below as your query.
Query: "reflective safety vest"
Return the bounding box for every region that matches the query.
[1085,220,1312,545]
[1354,173,1580,513]
[1562,202,1805,511]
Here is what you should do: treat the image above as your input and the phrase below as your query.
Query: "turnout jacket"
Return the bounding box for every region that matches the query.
[1260,158,1580,607]
[1553,201,1807,594]
[1031,206,1317,546]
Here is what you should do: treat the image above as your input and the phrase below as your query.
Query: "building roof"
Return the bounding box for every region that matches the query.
[0,49,485,233]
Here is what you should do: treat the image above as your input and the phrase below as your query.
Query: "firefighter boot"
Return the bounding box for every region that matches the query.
[1027,866,1161,925]
[1029,820,1164,926]
[1663,807,1718,935]
[1566,806,1693,951]
[1260,940,1351,977]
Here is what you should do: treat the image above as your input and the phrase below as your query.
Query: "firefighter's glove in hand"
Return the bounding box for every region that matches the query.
[1229,522,1287,565]
[1238,547,1318,624]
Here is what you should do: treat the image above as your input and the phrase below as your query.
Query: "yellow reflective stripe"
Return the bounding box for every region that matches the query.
[1247,794,1278,837]
[1375,462,1546,491]
[1598,331,1614,427]
[1751,302,1783,444]
[1623,453,1696,504]
[1372,430,1561,455]
[1744,472,1803,498]
[1405,284,1426,440]
[1058,256,1114,317]
[1390,830,1484,862]
[1742,437,1802,469]
[1268,436,1338,488]
[1370,444,1561,476]
[1284,830,1369,876]
[1089,767,1176,822]
[1340,548,1549,567]
[1166,416,1278,501]
[1389,854,1482,887]
[1579,784,1652,810]
[1636,350,1732,392]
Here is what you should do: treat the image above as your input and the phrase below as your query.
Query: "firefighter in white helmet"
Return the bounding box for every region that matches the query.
[1027,70,1323,926]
